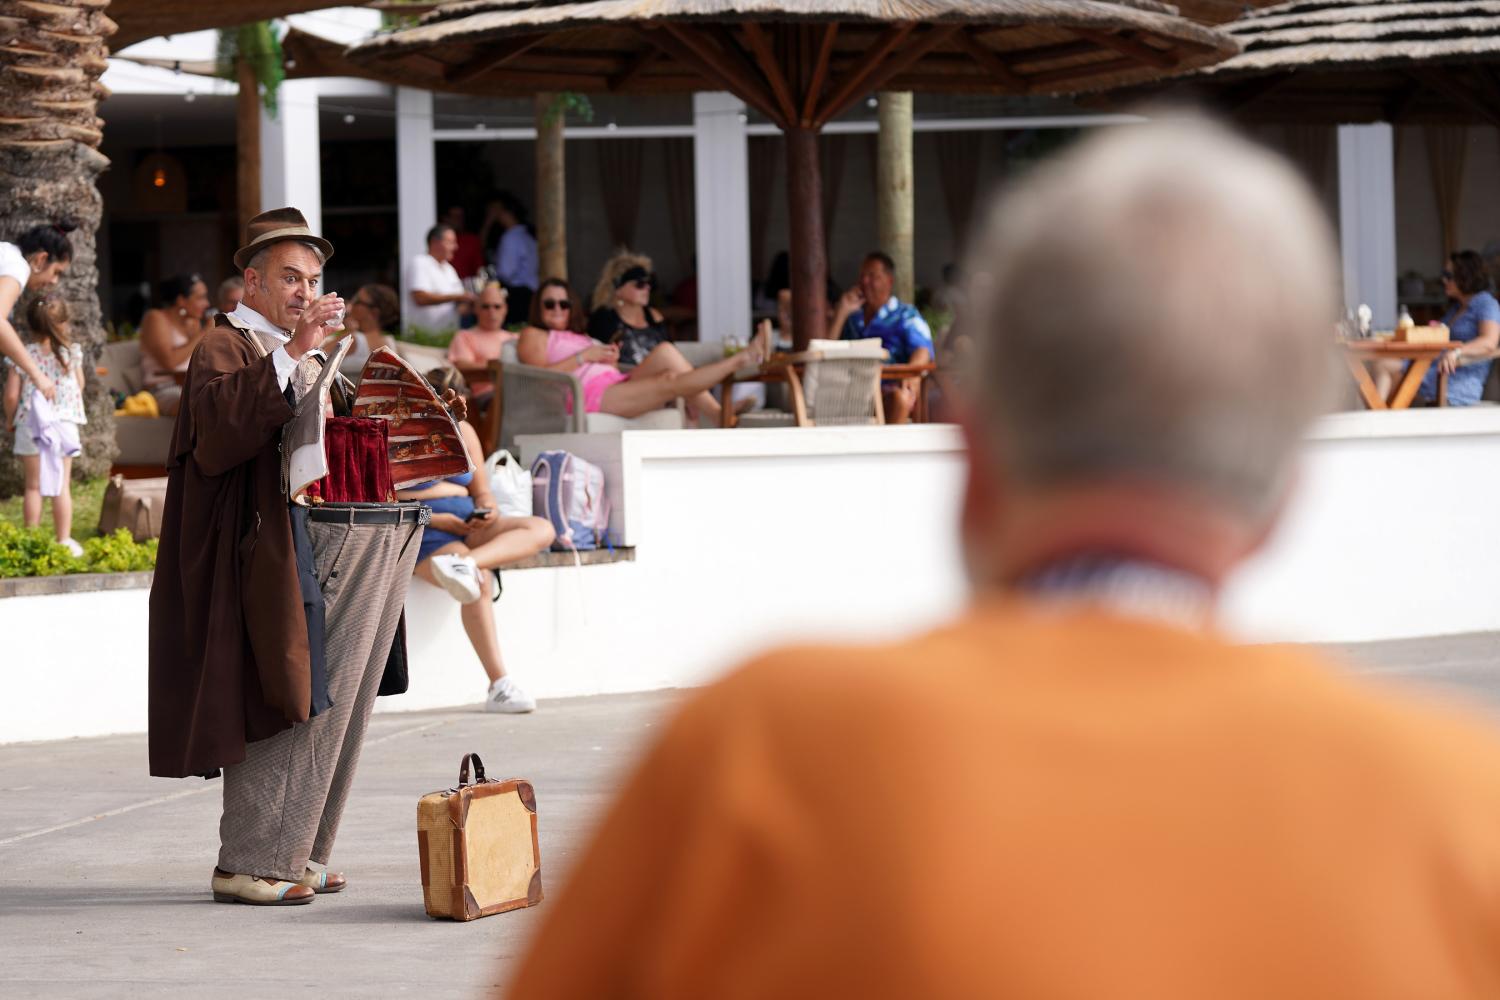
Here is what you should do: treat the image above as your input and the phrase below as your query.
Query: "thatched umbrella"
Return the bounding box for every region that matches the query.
[106,1,403,50]
[1110,0,1500,128]
[347,0,1236,348]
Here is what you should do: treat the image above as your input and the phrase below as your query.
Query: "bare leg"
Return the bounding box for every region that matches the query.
[462,515,555,570]
[52,456,73,540]
[415,551,509,684]
[629,342,720,420]
[884,384,915,425]
[20,455,41,527]
[631,342,693,379]
[601,328,769,420]
[1371,358,1404,402]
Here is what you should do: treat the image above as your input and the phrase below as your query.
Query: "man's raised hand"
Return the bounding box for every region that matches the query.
[289,294,345,359]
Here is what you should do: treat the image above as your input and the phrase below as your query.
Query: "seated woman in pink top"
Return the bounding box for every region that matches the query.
[516,277,766,424]
[446,282,517,396]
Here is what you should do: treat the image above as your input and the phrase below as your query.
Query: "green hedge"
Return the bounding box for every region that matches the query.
[0,524,158,579]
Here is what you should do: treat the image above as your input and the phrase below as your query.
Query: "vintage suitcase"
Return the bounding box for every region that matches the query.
[417,752,542,921]
[97,474,168,541]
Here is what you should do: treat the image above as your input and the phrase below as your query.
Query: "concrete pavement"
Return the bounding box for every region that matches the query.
[2,635,1499,999]
[0,689,683,1000]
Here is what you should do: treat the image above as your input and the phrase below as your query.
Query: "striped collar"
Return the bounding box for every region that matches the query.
[1016,556,1215,631]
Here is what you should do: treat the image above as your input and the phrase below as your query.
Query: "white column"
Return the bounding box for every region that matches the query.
[259,79,322,235]
[1337,123,1396,328]
[397,86,436,331]
[693,92,751,343]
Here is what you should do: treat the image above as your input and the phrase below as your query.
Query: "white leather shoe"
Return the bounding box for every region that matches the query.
[211,868,314,906]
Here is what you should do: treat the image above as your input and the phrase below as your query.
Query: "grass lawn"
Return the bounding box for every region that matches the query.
[0,476,110,539]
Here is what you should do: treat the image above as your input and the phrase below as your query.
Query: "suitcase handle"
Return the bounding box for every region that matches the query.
[458,752,487,786]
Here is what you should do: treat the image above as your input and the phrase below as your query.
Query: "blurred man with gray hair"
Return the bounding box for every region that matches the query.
[501,116,1500,999]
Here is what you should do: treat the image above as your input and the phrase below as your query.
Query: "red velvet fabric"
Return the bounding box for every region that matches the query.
[304,417,394,503]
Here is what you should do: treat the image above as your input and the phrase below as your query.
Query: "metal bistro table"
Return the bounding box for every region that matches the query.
[1339,339,1454,410]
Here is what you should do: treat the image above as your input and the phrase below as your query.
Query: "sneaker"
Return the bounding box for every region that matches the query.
[430,553,483,604]
[486,676,536,714]
[60,538,84,558]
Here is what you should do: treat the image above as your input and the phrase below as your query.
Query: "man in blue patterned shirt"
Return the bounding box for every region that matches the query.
[828,252,933,423]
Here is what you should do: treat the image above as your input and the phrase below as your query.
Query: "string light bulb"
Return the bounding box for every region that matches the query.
[152,167,167,188]
[343,113,356,124]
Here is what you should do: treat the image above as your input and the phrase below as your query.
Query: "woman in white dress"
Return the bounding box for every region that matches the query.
[0,221,75,404]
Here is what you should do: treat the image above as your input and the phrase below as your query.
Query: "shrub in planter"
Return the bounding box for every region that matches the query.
[0,523,157,578]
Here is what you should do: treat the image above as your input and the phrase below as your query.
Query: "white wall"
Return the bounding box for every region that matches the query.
[11,414,1500,745]
[1222,409,1500,642]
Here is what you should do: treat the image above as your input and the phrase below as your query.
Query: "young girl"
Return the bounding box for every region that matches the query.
[3,296,87,555]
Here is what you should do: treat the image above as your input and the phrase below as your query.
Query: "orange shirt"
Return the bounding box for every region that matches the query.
[447,328,516,394]
[505,599,1500,999]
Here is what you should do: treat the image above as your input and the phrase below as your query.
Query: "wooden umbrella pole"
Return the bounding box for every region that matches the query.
[876,91,914,303]
[535,92,567,281]
[235,56,261,237]
[785,124,827,352]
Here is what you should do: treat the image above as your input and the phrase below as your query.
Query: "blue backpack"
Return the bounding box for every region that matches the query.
[530,450,610,551]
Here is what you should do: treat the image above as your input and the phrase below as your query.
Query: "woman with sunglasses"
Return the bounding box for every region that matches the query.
[1372,252,1500,406]
[521,277,769,424]
[1427,252,1500,405]
[587,251,669,367]
[447,282,516,397]
[326,283,398,377]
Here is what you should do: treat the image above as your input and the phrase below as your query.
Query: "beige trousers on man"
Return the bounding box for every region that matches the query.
[218,513,420,881]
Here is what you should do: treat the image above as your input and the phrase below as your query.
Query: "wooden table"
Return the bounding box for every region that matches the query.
[879,362,939,423]
[717,355,937,428]
[1339,339,1453,410]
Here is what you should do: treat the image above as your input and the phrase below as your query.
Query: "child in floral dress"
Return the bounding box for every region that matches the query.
[2,296,87,555]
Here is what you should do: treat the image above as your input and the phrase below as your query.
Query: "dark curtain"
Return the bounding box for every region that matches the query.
[935,131,983,254]
[663,138,696,280]
[748,135,781,283]
[597,138,645,249]
[1425,126,1469,257]
[1284,124,1334,207]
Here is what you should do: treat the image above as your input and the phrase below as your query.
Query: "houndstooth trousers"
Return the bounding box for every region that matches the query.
[218,512,421,881]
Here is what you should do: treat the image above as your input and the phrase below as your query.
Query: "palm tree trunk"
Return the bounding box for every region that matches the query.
[0,0,117,496]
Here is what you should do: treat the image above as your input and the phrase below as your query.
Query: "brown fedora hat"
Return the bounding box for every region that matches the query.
[233,206,335,270]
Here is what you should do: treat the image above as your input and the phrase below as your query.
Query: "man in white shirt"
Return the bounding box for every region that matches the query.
[405,224,472,333]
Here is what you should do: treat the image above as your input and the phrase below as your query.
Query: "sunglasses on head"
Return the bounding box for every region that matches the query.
[542,298,570,310]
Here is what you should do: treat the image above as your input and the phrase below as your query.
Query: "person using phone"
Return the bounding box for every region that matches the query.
[827,251,934,424]
[396,368,555,714]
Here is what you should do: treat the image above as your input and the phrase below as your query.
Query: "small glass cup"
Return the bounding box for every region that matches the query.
[324,293,344,329]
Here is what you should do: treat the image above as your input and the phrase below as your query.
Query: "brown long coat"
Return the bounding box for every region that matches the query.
[147,315,308,778]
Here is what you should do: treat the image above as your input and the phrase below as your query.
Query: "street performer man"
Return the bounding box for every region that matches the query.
[148,208,461,906]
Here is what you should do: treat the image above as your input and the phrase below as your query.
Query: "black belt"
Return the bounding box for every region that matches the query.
[304,501,431,526]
